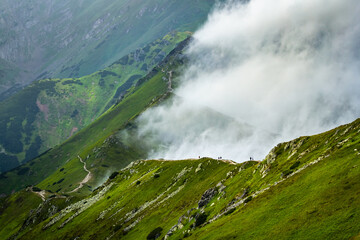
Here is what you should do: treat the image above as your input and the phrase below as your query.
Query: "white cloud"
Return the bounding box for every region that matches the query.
[136,0,360,161]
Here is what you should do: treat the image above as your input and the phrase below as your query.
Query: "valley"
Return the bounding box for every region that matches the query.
[0,1,359,239]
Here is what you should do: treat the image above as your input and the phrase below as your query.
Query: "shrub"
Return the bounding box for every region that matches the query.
[57,178,65,184]
[282,169,293,178]
[290,161,300,170]
[195,213,208,227]
[147,227,163,240]
[32,186,42,192]
[17,167,30,176]
[114,224,122,232]
[244,196,253,204]
[224,208,236,216]
[136,180,141,185]
[109,172,119,179]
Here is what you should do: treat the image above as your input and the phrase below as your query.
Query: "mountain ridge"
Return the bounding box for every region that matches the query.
[0,35,192,195]
[1,117,359,239]
[0,31,189,173]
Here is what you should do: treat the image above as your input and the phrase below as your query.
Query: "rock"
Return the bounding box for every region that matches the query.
[195,163,202,173]
[265,149,277,165]
[240,188,249,199]
[216,182,226,192]
[198,187,217,208]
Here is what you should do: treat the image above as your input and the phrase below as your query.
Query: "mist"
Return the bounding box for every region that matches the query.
[135,0,360,162]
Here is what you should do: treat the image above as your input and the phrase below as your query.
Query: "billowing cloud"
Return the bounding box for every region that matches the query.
[135,0,360,162]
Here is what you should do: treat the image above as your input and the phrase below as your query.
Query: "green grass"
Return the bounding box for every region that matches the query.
[0,190,42,239]
[188,120,360,240]
[192,148,360,239]
[0,36,189,195]
[0,32,189,173]
[15,159,235,240]
[2,118,360,240]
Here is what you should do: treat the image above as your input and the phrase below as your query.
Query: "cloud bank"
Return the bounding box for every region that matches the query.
[136,0,360,162]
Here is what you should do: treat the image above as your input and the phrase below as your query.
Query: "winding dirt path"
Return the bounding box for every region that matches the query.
[70,155,92,193]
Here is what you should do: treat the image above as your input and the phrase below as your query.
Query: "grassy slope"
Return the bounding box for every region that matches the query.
[5,118,360,240]
[16,158,235,240]
[37,31,189,149]
[0,36,190,195]
[192,123,360,239]
[0,32,189,173]
[0,190,42,239]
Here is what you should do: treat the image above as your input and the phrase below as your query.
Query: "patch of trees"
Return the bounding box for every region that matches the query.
[105,74,142,109]
[109,172,119,179]
[98,78,105,87]
[195,213,208,227]
[147,227,163,240]
[24,136,42,162]
[17,167,30,176]
[112,55,129,65]
[71,109,79,118]
[99,70,118,78]
[141,63,148,71]
[61,79,83,85]
[0,80,56,161]
[32,186,41,192]
[0,153,19,173]
[143,45,151,53]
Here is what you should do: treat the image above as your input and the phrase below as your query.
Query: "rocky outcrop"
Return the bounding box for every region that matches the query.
[198,188,217,208]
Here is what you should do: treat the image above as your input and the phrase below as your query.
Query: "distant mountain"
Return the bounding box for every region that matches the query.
[0,34,192,193]
[0,32,189,173]
[0,0,216,98]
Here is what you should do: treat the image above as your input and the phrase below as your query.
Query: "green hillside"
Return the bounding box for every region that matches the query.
[1,117,360,239]
[0,35,191,195]
[0,0,216,98]
[0,32,189,173]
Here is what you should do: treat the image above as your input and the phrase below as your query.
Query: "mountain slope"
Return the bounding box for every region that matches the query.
[0,32,189,173]
[2,118,360,239]
[0,0,216,97]
[0,58,26,101]
[0,36,191,194]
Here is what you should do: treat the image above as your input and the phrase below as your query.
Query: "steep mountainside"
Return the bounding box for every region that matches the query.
[1,118,359,239]
[0,0,216,97]
[0,58,26,101]
[0,32,189,173]
[0,36,192,194]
